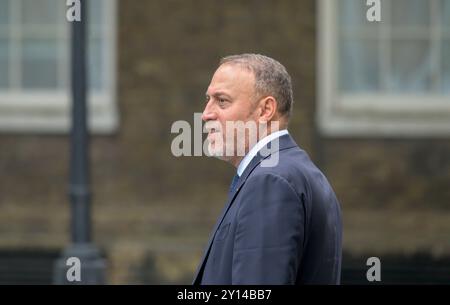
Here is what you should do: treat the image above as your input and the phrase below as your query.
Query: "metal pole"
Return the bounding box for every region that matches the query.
[70,0,90,245]
[54,0,105,284]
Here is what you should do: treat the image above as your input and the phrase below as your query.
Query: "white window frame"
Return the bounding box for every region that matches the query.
[0,0,118,134]
[317,0,450,137]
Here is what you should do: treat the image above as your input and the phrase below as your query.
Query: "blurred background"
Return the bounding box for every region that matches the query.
[0,0,449,284]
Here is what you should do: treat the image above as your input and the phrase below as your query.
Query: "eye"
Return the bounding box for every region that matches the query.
[205,95,210,103]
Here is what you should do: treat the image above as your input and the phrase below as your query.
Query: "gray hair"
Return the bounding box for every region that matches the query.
[219,53,294,120]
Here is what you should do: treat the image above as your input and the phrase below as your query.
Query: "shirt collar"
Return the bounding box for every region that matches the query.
[236,129,289,177]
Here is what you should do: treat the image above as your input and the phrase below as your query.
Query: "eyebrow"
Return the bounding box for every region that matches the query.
[205,91,232,99]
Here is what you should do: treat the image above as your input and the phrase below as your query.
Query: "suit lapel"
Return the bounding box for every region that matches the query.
[192,134,297,284]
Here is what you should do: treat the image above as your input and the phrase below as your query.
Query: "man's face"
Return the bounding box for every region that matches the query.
[202,64,259,164]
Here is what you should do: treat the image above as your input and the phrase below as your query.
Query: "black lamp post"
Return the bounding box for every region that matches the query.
[53,0,105,284]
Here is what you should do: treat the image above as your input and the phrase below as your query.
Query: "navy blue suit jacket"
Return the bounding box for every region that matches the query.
[193,134,342,284]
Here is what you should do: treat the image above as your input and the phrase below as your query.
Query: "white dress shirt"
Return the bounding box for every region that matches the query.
[236,129,289,177]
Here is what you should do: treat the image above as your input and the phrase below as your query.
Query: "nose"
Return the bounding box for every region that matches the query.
[202,101,217,122]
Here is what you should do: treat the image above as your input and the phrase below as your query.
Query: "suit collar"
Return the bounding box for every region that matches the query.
[237,129,289,176]
[238,133,297,180]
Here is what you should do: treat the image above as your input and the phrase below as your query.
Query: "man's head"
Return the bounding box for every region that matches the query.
[202,54,294,167]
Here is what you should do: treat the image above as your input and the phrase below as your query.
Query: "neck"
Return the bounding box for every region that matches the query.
[230,156,244,169]
[228,123,287,169]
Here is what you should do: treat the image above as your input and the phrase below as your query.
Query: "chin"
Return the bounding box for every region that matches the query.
[208,143,223,158]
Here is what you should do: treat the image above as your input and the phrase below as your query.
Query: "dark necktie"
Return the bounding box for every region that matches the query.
[229,174,240,194]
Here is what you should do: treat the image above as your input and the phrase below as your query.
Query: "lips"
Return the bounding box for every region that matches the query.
[205,121,221,134]
[207,127,220,135]
[207,129,220,145]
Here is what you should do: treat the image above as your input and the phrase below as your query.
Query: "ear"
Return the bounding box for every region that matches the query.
[257,96,278,123]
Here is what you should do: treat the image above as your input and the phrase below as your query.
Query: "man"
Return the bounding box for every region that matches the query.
[193,54,342,285]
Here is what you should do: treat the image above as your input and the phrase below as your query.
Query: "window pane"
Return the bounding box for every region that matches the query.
[338,0,380,38]
[391,0,430,27]
[21,0,63,26]
[0,0,10,25]
[88,0,103,26]
[389,40,432,92]
[88,38,103,91]
[0,38,9,87]
[339,0,369,27]
[339,39,380,92]
[88,0,106,92]
[21,38,58,89]
[442,0,450,28]
[442,40,450,94]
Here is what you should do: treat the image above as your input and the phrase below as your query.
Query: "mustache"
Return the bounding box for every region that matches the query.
[204,121,222,133]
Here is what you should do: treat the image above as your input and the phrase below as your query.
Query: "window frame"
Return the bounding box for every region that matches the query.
[317,0,450,137]
[0,0,118,134]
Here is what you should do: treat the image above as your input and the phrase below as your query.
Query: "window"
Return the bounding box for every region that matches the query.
[318,0,450,136]
[0,0,118,133]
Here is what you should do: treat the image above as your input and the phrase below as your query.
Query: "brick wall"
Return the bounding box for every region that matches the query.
[0,0,448,283]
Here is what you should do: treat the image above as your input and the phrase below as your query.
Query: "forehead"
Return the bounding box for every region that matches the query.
[207,64,255,96]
